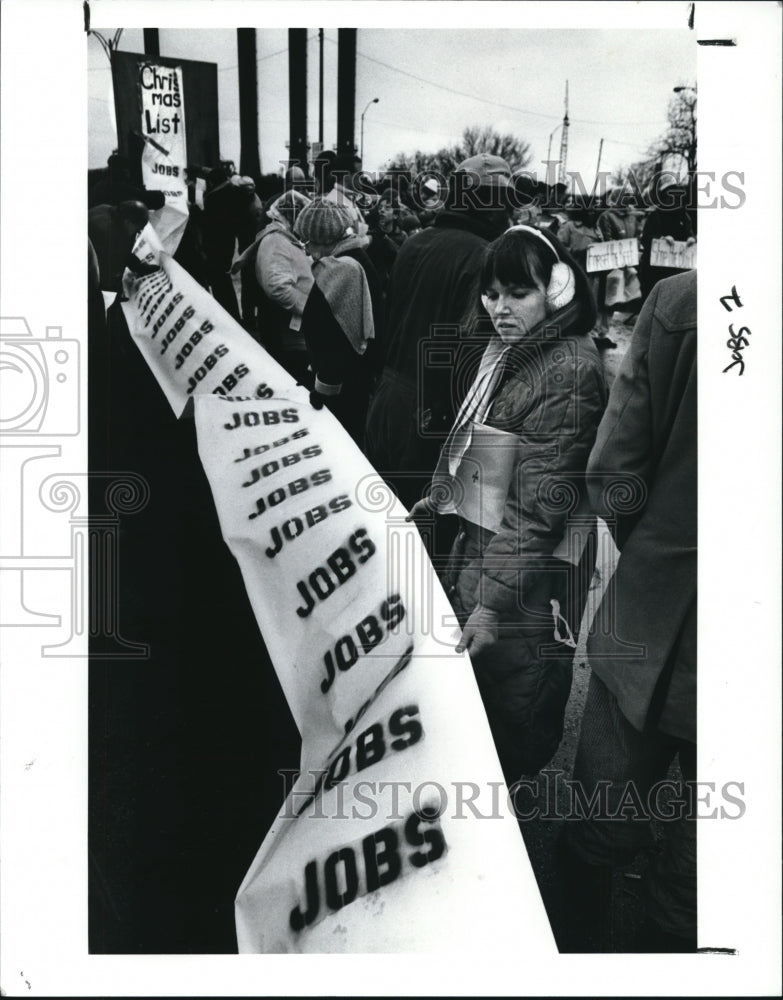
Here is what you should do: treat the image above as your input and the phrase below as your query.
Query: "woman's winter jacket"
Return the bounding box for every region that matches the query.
[442,325,607,779]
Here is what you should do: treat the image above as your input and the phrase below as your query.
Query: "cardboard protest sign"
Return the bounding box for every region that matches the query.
[585,237,640,272]
[650,237,697,270]
[139,62,189,255]
[453,423,519,534]
[120,230,557,954]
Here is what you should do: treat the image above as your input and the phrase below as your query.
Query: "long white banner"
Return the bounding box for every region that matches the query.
[120,220,557,954]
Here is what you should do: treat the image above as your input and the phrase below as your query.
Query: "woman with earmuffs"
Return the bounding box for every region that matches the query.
[407,225,608,781]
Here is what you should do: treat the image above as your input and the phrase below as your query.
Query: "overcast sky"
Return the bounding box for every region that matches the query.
[88,26,695,182]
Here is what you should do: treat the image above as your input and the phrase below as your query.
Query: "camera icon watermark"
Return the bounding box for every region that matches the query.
[0,315,147,657]
[0,317,80,436]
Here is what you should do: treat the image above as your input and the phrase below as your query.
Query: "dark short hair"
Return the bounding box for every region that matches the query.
[479,227,597,335]
[480,228,559,292]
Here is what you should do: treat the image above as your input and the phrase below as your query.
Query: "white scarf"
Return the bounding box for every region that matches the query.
[429,335,512,510]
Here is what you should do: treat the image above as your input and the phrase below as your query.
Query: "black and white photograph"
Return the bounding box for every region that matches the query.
[0,0,780,994]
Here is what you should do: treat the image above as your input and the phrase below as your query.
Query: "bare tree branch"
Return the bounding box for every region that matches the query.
[387,125,533,178]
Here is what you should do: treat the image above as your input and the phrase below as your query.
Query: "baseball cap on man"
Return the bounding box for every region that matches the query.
[455,153,512,187]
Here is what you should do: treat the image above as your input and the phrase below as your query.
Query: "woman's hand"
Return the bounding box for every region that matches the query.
[405,497,436,522]
[455,605,499,656]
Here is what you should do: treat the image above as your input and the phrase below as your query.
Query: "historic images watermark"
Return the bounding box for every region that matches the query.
[279,768,746,824]
[282,163,746,212]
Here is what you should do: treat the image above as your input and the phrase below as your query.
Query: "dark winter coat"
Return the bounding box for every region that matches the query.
[299,246,383,446]
[597,209,628,242]
[586,270,696,743]
[442,325,608,778]
[365,226,401,293]
[638,207,694,300]
[365,208,507,506]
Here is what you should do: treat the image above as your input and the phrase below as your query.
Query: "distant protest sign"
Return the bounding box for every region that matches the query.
[650,238,697,270]
[119,221,558,955]
[585,237,640,272]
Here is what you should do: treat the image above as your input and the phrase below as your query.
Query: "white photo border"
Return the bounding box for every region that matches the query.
[0,0,780,995]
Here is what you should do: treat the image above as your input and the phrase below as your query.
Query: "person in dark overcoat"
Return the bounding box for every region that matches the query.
[559,269,697,953]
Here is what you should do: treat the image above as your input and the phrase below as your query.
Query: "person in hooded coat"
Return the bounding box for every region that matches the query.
[293,198,383,446]
[232,190,313,384]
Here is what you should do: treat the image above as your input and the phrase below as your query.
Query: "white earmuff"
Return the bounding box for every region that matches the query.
[546,261,576,311]
[504,223,576,312]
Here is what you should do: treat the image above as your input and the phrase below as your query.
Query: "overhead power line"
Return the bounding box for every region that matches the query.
[352,44,664,129]
[219,33,321,72]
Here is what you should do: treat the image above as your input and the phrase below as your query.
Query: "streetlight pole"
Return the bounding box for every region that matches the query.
[360,97,379,165]
[546,123,562,185]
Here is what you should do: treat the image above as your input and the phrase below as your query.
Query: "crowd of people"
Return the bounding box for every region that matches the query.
[88,147,697,954]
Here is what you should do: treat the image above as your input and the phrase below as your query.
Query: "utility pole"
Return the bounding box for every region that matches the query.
[546,123,562,186]
[288,29,308,173]
[318,29,324,146]
[558,80,569,186]
[143,29,160,57]
[336,28,357,159]
[237,29,261,179]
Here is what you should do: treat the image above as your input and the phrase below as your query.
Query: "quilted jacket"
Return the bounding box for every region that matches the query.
[442,324,608,779]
